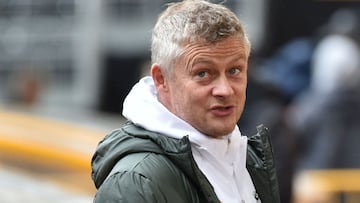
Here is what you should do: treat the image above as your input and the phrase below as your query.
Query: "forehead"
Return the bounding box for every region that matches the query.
[180,36,248,65]
[186,36,247,53]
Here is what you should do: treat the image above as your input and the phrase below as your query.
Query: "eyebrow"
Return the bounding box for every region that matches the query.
[193,58,214,66]
[193,54,246,66]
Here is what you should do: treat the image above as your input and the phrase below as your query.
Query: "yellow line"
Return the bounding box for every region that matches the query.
[0,110,106,141]
[0,110,107,172]
[0,137,91,172]
[306,170,360,192]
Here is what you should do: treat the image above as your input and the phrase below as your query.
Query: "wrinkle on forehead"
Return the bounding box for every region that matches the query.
[179,37,248,71]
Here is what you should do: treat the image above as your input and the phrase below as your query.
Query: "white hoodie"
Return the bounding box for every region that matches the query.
[122,76,259,203]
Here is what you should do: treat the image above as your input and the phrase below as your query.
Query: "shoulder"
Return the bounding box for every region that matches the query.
[95,152,200,203]
[95,170,163,202]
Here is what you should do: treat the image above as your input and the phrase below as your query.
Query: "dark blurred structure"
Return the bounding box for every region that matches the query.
[99,55,144,114]
[262,0,360,58]
[288,7,360,170]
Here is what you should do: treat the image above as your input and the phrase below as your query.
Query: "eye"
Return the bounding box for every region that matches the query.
[229,67,240,75]
[197,70,208,78]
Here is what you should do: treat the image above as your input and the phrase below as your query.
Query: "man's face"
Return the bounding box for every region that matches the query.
[158,36,248,138]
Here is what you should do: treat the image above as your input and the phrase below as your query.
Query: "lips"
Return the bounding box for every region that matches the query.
[210,105,234,116]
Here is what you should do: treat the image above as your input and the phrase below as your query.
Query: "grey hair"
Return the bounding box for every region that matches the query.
[151,0,251,76]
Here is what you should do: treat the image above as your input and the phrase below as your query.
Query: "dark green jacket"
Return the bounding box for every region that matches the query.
[91,122,280,203]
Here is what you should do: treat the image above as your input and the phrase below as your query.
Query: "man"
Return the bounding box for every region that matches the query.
[91,1,280,202]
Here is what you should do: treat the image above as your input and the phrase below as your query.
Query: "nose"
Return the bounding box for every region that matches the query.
[212,76,234,97]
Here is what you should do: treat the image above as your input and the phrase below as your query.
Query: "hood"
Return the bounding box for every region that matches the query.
[91,122,192,189]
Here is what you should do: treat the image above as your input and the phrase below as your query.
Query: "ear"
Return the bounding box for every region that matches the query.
[151,63,169,92]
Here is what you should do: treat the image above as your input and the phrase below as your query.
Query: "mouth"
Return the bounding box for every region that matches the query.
[210,105,235,117]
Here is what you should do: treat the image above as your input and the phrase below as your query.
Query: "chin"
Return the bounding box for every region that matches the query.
[195,119,236,138]
[206,128,234,138]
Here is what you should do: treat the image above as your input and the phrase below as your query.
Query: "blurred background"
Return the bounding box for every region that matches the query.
[0,0,359,202]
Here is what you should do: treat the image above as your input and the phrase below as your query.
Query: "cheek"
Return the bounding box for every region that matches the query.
[168,83,189,109]
[234,83,247,105]
[176,86,195,104]
[238,78,248,94]
[173,85,204,113]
